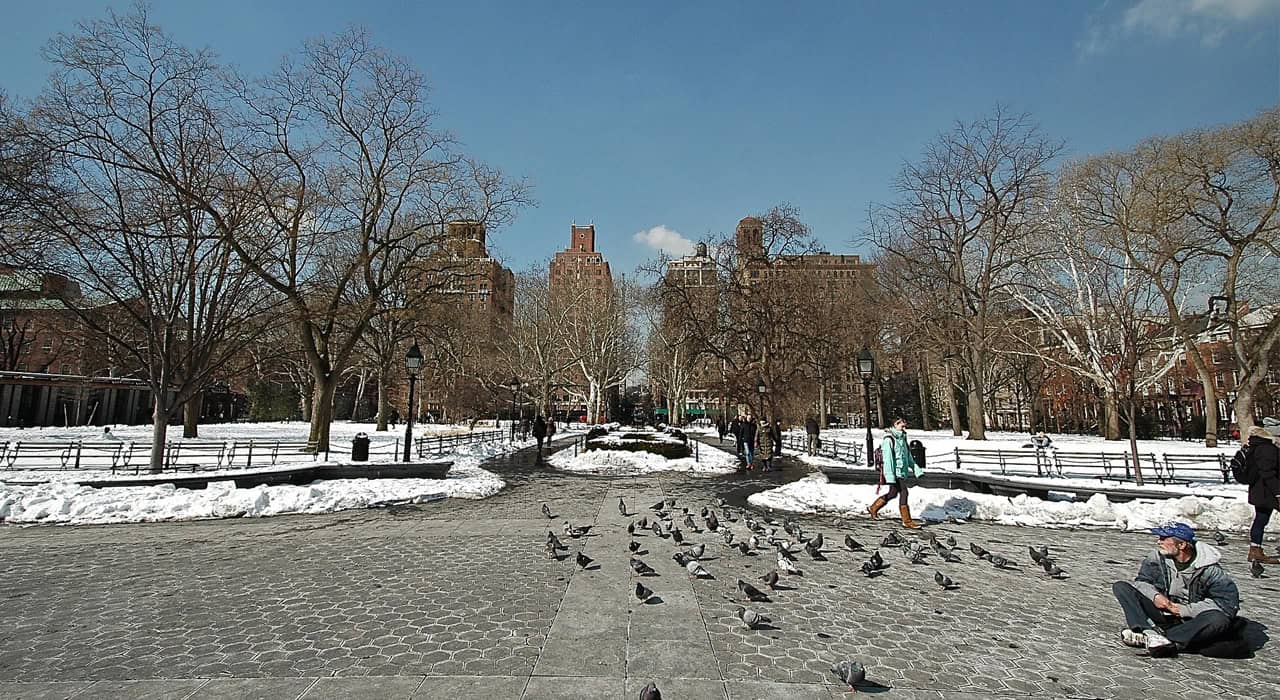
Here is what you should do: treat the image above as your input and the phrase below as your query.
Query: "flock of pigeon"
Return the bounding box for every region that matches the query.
[541,494,1074,697]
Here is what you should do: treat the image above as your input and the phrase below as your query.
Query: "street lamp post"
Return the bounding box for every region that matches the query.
[403,342,423,462]
[505,377,520,441]
[755,378,767,422]
[858,347,875,466]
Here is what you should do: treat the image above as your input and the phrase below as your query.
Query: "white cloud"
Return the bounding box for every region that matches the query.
[1079,0,1279,55]
[632,225,696,257]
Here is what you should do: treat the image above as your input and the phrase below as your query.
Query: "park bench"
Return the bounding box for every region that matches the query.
[1157,453,1231,485]
[1,440,135,471]
[163,441,233,471]
[951,448,1048,476]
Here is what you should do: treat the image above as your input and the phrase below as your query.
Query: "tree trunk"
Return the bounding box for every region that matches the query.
[1236,388,1256,440]
[917,362,932,431]
[1104,391,1121,440]
[182,393,203,439]
[874,382,886,428]
[818,381,828,429]
[307,373,337,453]
[1127,400,1144,486]
[946,364,962,436]
[966,386,986,440]
[149,406,171,474]
[350,368,367,421]
[1202,380,1219,448]
[375,369,389,431]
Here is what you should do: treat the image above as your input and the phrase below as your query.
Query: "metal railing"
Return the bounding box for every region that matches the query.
[415,430,504,456]
[780,433,863,464]
[953,447,1230,485]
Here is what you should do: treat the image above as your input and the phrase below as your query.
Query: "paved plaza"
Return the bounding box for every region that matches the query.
[2,440,1278,699]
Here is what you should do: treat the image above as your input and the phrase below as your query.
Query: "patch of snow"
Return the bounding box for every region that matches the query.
[548,438,738,476]
[748,473,1272,533]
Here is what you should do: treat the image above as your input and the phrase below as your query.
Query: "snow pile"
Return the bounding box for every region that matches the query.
[548,438,739,476]
[748,473,1272,533]
[0,462,503,526]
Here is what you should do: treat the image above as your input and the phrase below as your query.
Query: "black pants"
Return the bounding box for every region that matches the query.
[1112,581,1232,650]
[535,437,544,461]
[882,482,909,506]
[1251,507,1273,546]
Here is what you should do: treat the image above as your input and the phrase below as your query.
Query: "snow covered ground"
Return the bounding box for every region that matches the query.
[0,423,523,526]
[547,429,739,476]
[749,472,1273,534]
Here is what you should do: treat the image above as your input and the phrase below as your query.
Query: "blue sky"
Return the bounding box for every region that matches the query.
[2,1,1276,277]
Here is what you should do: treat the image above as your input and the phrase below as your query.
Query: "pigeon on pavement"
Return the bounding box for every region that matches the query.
[706,511,720,531]
[810,532,824,550]
[618,497,627,516]
[635,582,654,602]
[576,552,593,569]
[541,504,553,519]
[869,550,885,570]
[688,543,706,559]
[547,532,565,550]
[881,531,902,547]
[970,543,991,560]
[722,531,735,545]
[1213,530,1228,546]
[628,541,641,553]
[735,542,751,556]
[935,571,955,589]
[738,579,771,602]
[778,552,803,575]
[686,560,712,578]
[639,681,662,700]
[631,557,658,576]
[1251,560,1265,578]
[672,528,684,545]
[564,521,590,538]
[735,605,771,630]
[1029,546,1045,564]
[861,560,878,577]
[805,540,826,561]
[844,535,865,552]
[945,535,957,548]
[650,500,665,511]
[760,570,780,589]
[830,660,867,690]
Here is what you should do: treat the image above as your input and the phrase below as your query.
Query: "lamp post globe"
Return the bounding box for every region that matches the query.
[403,342,424,462]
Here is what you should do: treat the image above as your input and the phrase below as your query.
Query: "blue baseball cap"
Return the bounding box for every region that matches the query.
[1150,522,1196,542]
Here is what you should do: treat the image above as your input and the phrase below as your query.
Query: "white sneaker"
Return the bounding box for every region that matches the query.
[1145,631,1177,657]
[1119,629,1147,647]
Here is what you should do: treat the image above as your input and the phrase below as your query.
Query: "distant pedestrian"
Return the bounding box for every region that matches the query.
[757,417,774,472]
[547,417,557,440]
[389,409,400,429]
[771,419,782,459]
[717,417,727,444]
[805,414,820,455]
[1032,431,1054,450]
[102,426,120,441]
[520,418,530,441]
[532,415,548,463]
[740,414,758,470]
[1244,422,1280,565]
[730,416,743,455]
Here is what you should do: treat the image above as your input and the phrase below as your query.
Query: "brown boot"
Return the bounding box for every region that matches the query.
[1248,545,1279,564]
[899,505,921,529]
[867,496,889,520]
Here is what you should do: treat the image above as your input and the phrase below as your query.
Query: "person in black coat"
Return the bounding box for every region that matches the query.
[730,416,744,456]
[804,415,820,455]
[770,419,783,459]
[1246,424,1280,563]
[740,415,758,469]
[532,415,548,463]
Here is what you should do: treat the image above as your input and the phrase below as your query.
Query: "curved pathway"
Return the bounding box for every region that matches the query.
[0,436,1276,699]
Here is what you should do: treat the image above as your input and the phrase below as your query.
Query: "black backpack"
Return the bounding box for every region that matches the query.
[1230,445,1256,485]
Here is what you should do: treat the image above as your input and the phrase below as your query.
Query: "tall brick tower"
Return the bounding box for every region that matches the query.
[549,223,613,298]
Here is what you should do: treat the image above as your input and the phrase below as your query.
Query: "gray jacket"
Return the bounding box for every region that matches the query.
[1130,544,1239,619]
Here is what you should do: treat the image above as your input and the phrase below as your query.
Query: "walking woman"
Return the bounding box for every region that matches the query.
[866,417,923,529]
[1246,421,1280,564]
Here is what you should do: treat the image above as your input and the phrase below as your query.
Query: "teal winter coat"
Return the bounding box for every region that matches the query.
[880,428,922,484]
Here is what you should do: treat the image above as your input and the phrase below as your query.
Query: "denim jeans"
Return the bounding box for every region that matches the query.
[1251,507,1273,546]
[1112,581,1232,649]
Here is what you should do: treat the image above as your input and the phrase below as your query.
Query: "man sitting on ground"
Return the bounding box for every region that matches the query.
[1112,521,1239,657]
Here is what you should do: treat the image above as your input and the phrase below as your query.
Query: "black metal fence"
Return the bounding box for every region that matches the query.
[952,447,1231,485]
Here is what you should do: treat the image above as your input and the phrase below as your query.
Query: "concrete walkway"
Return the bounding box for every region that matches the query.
[1,438,1276,699]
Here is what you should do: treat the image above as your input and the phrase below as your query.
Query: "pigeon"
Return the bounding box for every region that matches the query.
[777,552,803,576]
[749,535,762,550]
[738,579,771,602]
[725,509,738,522]
[845,535,865,551]
[805,541,826,561]
[945,535,957,548]
[881,531,902,547]
[935,571,955,589]
[686,560,712,578]
[547,532,566,550]
[635,581,653,602]
[706,512,720,531]
[1213,530,1228,546]
[970,543,991,560]
[688,543,706,559]
[628,541,641,553]
[776,542,797,561]
[869,550,885,570]
[673,552,692,567]
[671,528,684,545]
[990,554,1014,569]
[716,497,727,507]
[627,522,636,536]
[633,557,659,576]
[1251,560,1265,578]
[666,497,677,508]
[1043,562,1067,578]
[860,560,878,577]
[1028,546,1045,564]
[564,522,590,538]
[618,497,627,516]
[637,516,649,529]
[684,514,697,530]
[541,503,553,519]
[544,541,558,559]
[909,550,928,565]
[760,570,780,589]
[639,681,662,700]
[940,548,962,563]
[810,532,825,550]
[722,531,735,545]
[735,605,770,630]
[830,660,867,690]
[653,523,666,538]
[650,499,665,511]
[576,552,593,569]
[735,542,751,556]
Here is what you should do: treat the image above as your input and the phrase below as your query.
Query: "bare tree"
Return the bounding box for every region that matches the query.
[867,108,1062,439]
